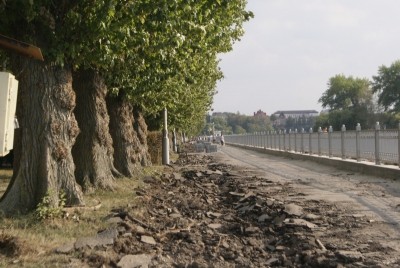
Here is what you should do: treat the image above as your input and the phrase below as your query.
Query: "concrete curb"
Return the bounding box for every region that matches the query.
[227,143,400,180]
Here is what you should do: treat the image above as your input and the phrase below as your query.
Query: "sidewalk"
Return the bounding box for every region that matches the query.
[228,143,400,180]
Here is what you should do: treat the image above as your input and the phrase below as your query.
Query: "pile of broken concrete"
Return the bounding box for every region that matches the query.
[56,153,398,267]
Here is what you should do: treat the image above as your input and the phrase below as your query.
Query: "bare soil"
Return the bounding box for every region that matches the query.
[1,146,400,267]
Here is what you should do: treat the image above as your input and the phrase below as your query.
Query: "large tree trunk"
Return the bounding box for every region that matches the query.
[72,70,120,191]
[133,107,151,166]
[0,59,84,215]
[107,96,141,177]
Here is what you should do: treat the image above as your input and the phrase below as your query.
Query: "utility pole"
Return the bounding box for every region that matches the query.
[162,108,169,165]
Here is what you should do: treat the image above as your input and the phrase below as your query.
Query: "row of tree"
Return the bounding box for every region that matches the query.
[316,60,400,130]
[211,59,400,135]
[0,1,252,215]
[204,112,273,135]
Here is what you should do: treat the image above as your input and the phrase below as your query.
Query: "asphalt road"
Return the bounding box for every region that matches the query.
[217,145,400,231]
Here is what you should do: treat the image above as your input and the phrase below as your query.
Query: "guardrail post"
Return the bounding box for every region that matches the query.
[269,131,271,149]
[318,127,322,156]
[341,124,346,159]
[356,123,361,162]
[289,129,292,151]
[262,131,265,149]
[294,129,298,152]
[278,130,281,150]
[260,132,263,148]
[268,131,271,148]
[269,131,272,149]
[283,129,287,151]
[309,128,313,155]
[398,122,400,168]
[375,122,381,165]
[328,126,333,158]
[268,131,270,148]
[301,128,305,153]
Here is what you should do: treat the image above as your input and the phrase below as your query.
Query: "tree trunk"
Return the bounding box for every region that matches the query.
[133,107,152,166]
[107,96,143,177]
[72,70,120,191]
[0,60,84,215]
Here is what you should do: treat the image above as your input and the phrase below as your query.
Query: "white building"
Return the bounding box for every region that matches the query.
[272,110,319,119]
[271,110,319,130]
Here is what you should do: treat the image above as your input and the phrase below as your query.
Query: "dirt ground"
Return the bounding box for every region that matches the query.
[2,145,400,267]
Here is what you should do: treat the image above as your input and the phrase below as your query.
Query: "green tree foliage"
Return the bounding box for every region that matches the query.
[372,60,400,113]
[204,112,272,134]
[317,74,374,130]
[99,0,253,132]
[319,74,372,111]
[374,112,400,129]
[233,125,246,134]
[212,116,233,134]
[0,0,252,133]
[314,113,329,130]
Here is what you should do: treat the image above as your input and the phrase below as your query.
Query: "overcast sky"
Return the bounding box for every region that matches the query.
[213,0,400,115]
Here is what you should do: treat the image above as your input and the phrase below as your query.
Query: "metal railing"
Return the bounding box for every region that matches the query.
[225,122,400,167]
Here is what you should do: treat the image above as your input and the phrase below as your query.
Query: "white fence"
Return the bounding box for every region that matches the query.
[225,122,400,167]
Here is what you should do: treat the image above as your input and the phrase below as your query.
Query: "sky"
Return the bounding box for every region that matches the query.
[213,0,400,116]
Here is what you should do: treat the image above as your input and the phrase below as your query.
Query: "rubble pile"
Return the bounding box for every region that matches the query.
[60,153,399,267]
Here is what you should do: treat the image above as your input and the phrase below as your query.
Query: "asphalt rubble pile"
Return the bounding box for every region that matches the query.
[57,152,398,267]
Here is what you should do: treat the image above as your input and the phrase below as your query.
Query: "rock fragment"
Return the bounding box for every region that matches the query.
[141,235,157,245]
[117,254,153,268]
[284,203,303,216]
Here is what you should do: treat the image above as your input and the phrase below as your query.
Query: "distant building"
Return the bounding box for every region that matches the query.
[254,109,267,117]
[272,110,319,118]
[271,110,319,131]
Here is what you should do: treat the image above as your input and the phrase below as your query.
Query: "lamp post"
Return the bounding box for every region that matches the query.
[162,108,169,165]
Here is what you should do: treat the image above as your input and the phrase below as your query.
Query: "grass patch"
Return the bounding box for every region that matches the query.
[0,169,12,196]
[0,165,164,267]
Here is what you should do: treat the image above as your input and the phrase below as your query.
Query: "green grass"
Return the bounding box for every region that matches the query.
[0,165,164,267]
[0,169,12,196]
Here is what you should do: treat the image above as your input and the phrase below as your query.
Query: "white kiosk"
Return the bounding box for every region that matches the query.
[0,34,43,158]
[0,72,18,157]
